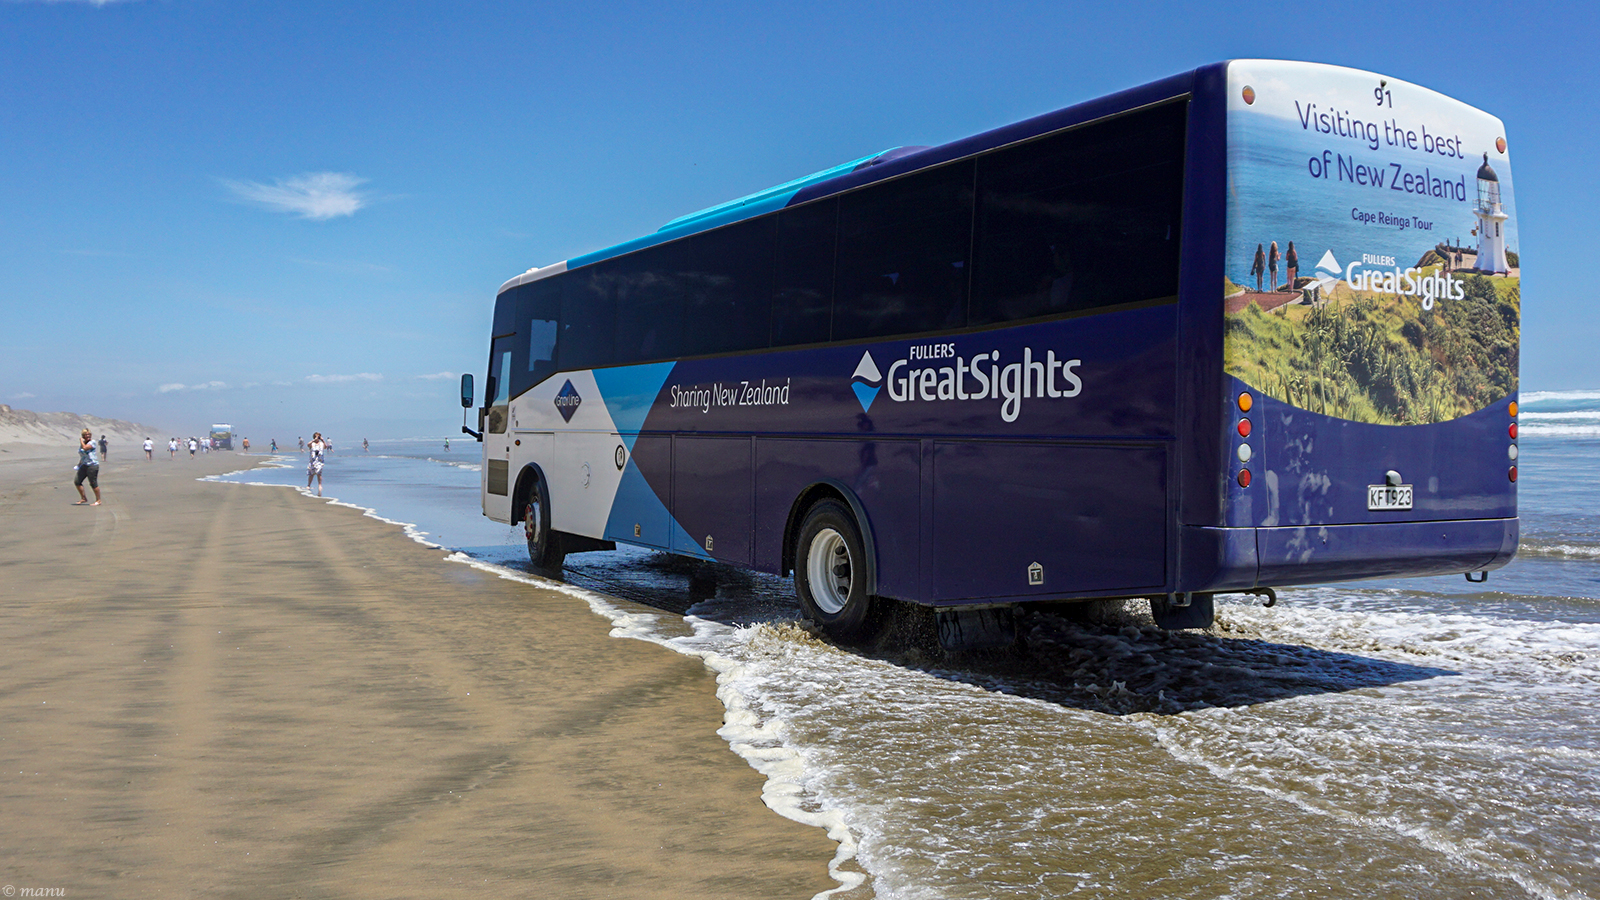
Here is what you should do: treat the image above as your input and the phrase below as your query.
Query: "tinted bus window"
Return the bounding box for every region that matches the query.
[772,198,836,347]
[971,102,1185,325]
[834,161,974,341]
[561,264,616,370]
[523,277,560,390]
[612,244,685,365]
[682,217,775,357]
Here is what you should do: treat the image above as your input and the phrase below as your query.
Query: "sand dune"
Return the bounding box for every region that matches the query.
[0,404,168,460]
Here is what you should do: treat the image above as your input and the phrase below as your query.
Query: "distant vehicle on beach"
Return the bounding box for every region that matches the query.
[461,60,1520,641]
[209,424,234,450]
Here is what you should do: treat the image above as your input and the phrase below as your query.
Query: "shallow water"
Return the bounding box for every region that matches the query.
[213,407,1600,899]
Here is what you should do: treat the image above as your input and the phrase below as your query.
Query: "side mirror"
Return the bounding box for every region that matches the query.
[460,373,474,409]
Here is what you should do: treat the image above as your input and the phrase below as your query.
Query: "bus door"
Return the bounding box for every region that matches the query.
[483,335,515,521]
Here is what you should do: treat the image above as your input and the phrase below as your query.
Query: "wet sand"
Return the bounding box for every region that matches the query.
[0,450,835,898]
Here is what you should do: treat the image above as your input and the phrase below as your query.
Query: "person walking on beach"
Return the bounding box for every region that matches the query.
[98,434,108,460]
[1268,241,1280,293]
[363,437,369,452]
[271,439,277,453]
[1284,241,1299,293]
[242,437,250,453]
[298,437,304,452]
[306,432,328,496]
[168,438,177,459]
[144,437,153,461]
[75,429,101,506]
[1251,243,1265,292]
[189,437,197,458]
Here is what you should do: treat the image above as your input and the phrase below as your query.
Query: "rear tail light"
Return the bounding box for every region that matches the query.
[1238,469,1251,488]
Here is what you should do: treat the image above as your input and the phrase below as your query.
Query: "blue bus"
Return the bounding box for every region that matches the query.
[461,60,1519,638]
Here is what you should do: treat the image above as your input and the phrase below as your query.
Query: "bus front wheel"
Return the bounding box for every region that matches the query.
[794,499,876,640]
[523,476,565,573]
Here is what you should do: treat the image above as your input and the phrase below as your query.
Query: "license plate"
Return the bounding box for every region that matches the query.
[1367,484,1414,511]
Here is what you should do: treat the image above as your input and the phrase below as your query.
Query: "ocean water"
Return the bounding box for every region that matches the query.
[211,407,1600,900]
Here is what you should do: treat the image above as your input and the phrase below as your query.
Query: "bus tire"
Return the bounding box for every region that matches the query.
[523,472,565,573]
[794,499,876,641]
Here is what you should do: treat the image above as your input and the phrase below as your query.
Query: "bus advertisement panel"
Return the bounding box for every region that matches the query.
[1221,61,1518,550]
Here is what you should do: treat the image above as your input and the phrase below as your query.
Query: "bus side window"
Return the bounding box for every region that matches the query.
[971,102,1185,325]
[772,198,836,348]
[612,244,684,366]
[682,216,774,357]
[833,160,973,342]
[561,264,617,371]
[524,277,561,388]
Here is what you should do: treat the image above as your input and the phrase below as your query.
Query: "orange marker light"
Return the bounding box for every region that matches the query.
[1509,400,1518,417]
[1238,469,1251,488]
[1238,392,1253,412]
[1238,418,1252,438]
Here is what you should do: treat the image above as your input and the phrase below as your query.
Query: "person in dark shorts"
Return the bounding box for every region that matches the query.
[75,429,101,506]
[98,434,108,460]
[1285,241,1299,292]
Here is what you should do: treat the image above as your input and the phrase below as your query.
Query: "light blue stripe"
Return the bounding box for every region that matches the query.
[567,148,896,270]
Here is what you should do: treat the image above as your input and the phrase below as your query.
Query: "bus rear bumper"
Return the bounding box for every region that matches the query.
[1183,518,1519,592]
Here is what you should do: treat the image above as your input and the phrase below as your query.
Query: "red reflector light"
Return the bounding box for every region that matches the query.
[1509,466,1518,483]
[1237,418,1252,438]
[1509,423,1518,439]
[1238,469,1251,488]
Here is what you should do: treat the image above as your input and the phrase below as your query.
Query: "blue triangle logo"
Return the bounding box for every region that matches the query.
[852,382,880,413]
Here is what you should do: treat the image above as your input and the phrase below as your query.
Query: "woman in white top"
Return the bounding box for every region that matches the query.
[306,432,328,496]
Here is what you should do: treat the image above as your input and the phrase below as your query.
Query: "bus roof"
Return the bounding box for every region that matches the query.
[499,65,1206,295]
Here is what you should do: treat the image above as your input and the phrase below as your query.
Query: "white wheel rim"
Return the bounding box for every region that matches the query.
[806,528,852,614]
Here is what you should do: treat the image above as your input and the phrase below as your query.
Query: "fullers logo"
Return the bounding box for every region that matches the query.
[1316,248,1465,310]
[851,351,882,413]
[856,342,1082,423]
[553,379,582,422]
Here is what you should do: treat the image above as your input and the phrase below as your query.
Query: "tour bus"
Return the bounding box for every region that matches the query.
[460,60,1519,638]
[209,424,234,451]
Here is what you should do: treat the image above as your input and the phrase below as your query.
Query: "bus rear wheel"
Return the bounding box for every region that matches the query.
[794,499,876,640]
[523,477,565,573]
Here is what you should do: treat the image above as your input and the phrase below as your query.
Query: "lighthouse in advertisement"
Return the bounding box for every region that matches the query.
[1474,151,1511,274]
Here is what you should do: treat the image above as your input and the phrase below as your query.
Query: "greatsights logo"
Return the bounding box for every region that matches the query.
[853,343,1082,423]
[1314,248,1464,310]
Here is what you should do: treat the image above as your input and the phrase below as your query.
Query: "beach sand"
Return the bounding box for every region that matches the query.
[0,450,835,898]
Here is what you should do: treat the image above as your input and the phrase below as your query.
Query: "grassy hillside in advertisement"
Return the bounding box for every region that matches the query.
[1225,271,1519,424]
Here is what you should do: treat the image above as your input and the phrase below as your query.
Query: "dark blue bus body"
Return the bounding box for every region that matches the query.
[474,60,1519,629]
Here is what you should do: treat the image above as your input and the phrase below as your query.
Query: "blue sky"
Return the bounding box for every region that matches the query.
[2,0,1592,441]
